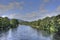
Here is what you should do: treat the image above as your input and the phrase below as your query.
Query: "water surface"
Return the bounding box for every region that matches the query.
[0,25,59,40]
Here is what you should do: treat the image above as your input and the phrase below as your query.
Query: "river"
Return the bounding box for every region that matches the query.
[0,25,59,40]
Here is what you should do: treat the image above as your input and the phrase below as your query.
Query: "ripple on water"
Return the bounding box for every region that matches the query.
[0,25,53,40]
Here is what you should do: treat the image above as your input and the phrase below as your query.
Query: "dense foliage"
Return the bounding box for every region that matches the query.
[20,15,60,33]
[1,14,60,33]
[0,17,19,31]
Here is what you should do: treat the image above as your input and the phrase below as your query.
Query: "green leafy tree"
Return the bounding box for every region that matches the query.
[10,19,19,28]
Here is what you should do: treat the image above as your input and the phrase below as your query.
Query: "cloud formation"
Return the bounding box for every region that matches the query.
[0,1,24,10]
[56,6,60,12]
[43,0,50,3]
[1,0,60,21]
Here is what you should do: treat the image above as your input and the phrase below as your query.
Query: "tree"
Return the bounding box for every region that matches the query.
[10,19,19,28]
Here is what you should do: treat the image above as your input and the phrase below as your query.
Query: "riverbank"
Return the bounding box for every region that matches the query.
[0,17,19,31]
[19,14,60,33]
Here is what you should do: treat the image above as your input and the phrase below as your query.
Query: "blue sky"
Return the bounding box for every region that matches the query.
[0,0,60,21]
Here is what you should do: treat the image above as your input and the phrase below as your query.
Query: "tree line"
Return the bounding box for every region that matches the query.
[1,14,60,33]
[20,14,60,33]
[0,17,19,31]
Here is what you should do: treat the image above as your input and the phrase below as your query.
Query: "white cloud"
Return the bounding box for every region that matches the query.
[0,1,24,10]
[56,6,60,12]
[1,12,40,21]
[1,0,60,21]
[43,0,50,3]
[2,8,60,21]
[0,1,24,17]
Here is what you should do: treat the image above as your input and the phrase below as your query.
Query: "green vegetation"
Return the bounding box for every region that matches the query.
[10,19,19,28]
[0,14,60,33]
[20,14,60,33]
[0,17,19,31]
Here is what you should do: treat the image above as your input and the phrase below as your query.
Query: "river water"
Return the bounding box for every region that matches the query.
[0,25,59,40]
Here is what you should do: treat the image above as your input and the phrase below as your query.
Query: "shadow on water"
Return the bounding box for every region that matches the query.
[0,25,18,39]
[52,32,60,40]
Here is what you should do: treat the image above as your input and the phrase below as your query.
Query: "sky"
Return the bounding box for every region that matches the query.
[0,0,60,21]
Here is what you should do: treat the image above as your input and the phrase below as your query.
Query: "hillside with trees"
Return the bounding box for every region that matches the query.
[20,14,60,33]
[0,14,60,33]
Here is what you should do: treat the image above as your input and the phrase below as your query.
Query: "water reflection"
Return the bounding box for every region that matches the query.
[53,32,60,40]
[0,25,56,40]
